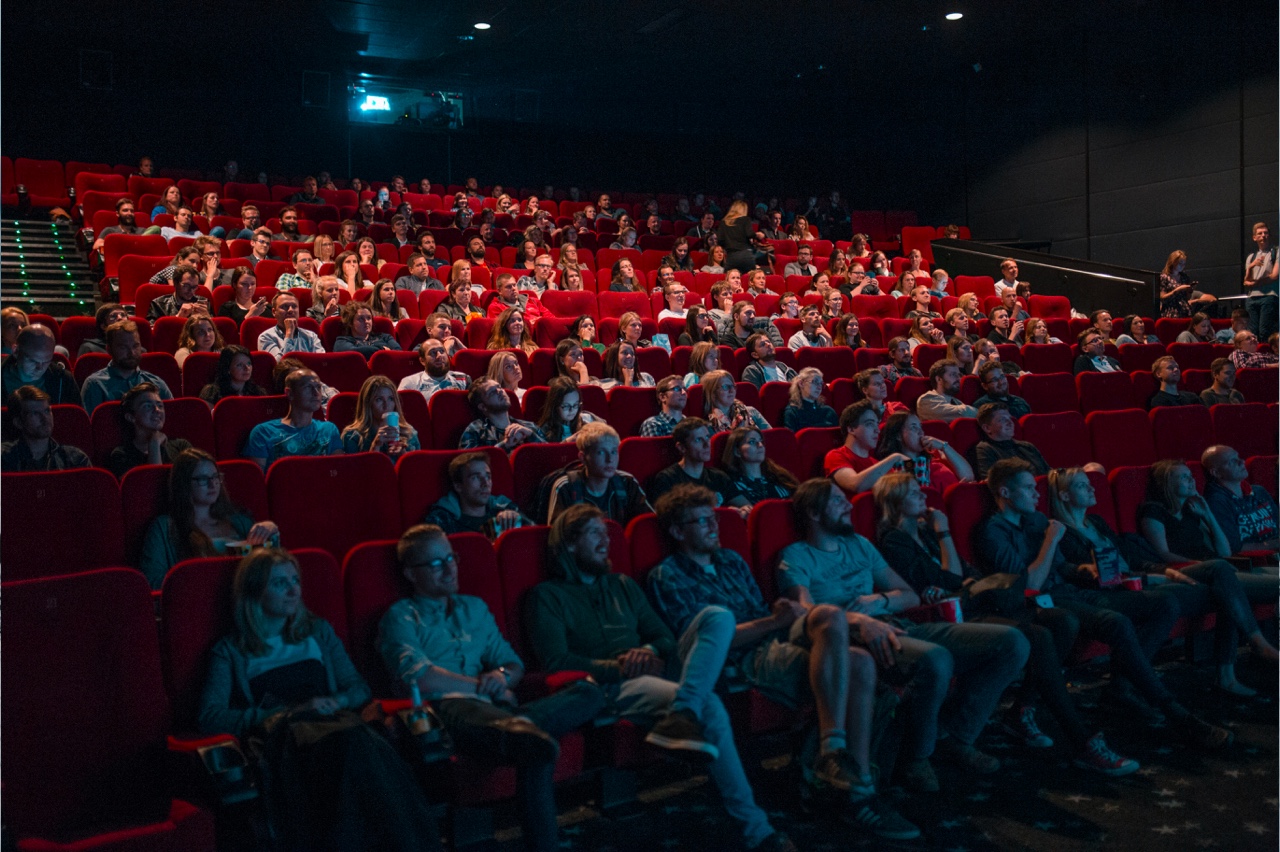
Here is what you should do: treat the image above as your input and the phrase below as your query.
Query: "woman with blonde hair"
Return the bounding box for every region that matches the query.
[701,369,769,432]
[340,375,418,455]
[715,200,756,274]
[682,340,721,387]
[1159,250,1216,318]
[486,350,527,401]
[616,311,652,348]
[174,314,225,368]
[487,307,537,355]
[957,292,986,320]
[782,367,837,429]
[311,233,336,266]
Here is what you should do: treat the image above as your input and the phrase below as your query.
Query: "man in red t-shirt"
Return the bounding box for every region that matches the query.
[824,400,912,495]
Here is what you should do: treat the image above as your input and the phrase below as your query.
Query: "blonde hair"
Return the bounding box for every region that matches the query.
[722,200,749,225]
[232,549,316,656]
[486,350,523,389]
[688,341,719,378]
[788,367,825,407]
[342,375,414,446]
[1046,466,1086,523]
[873,472,919,528]
[700,369,735,415]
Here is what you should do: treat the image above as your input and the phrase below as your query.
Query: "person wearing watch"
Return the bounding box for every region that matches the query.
[378,524,605,852]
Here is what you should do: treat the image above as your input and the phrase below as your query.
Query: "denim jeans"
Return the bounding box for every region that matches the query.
[1247,294,1278,342]
[1154,560,1279,664]
[1072,587,1181,661]
[884,622,1029,761]
[610,605,775,848]
[1051,586,1174,706]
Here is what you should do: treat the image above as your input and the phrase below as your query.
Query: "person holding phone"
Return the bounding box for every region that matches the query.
[147,264,207,321]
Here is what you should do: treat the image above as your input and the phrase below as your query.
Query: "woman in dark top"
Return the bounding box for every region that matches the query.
[107,383,192,478]
[720,426,797,505]
[218,267,268,325]
[570,314,605,354]
[200,345,266,406]
[334,300,400,356]
[874,472,1139,775]
[782,367,838,430]
[198,548,441,851]
[678,306,718,347]
[1135,460,1279,693]
[715,200,757,273]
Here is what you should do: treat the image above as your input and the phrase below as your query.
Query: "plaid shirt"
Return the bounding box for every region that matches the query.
[275,272,315,292]
[639,411,683,438]
[398,370,471,401]
[647,549,771,641]
[1230,349,1279,370]
[459,416,545,451]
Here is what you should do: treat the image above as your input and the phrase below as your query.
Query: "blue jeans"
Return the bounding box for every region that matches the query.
[1154,560,1278,664]
[610,606,775,848]
[885,622,1029,761]
[1247,294,1278,342]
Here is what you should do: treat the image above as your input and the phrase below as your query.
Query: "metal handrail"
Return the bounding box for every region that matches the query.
[933,242,1149,285]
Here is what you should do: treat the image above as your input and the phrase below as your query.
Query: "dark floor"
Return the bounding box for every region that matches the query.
[483,653,1279,852]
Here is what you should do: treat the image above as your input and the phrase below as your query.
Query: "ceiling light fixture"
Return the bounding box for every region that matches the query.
[945,12,963,20]
[474,22,491,30]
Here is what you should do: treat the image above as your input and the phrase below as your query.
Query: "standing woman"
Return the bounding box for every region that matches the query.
[1159,250,1216,318]
[715,200,757,274]
[198,548,442,851]
[174,314,226,368]
[340,375,419,455]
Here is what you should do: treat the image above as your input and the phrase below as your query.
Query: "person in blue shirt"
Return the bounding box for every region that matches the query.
[244,369,342,470]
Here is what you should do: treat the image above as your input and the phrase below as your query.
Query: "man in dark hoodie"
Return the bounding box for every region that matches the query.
[524,504,797,852]
[422,452,531,538]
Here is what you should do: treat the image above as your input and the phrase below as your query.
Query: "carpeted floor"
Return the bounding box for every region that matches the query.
[485,653,1278,851]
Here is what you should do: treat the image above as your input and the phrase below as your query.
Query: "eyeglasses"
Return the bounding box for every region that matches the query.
[559,401,581,411]
[190,474,225,487]
[406,552,458,573]
[679,514,717,529]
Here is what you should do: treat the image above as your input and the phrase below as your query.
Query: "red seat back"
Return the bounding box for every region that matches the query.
[1019,411,1092,468]
[1087,409,1157,471]
[1019,344,1073,375]
[1076,371,1133,413]
[1149,406,1214,462]
[1210,402,1277,458]
[626,508,748,581]
[1,469,125,579]
[395,447,513,529]
[268,453,400,559]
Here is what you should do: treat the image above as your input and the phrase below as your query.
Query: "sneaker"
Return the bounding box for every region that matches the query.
[845,794,922,840]
[486,717,559,765]
[1004,706,1054,749]
[1171,713,1234,750]
[1073,732,1140,777]
[895,758,940,793]
[751,831,799,852]
[809,750,856,792]
[934,738,1000,774]
[644,709,719,762]
[1101,680,1165,724]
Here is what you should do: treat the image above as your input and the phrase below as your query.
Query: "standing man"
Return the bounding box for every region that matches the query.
[1244,222,1278,340]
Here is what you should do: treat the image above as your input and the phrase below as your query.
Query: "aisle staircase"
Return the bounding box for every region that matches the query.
[0,219,97,317]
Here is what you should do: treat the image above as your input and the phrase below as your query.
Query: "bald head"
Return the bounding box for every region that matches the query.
[1201,444,1243,481]
[16,323,55,355]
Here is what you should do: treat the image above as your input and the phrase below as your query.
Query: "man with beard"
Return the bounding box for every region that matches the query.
[459,379,544,452]
[272,206,313,243]
[81,320,174,412]
[398,339,470,402]
[92,198,142,253]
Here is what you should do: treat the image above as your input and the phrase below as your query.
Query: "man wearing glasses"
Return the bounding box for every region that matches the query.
[1229,329,1279,370]
[516,254,558,295]
[379,524,605,852]
[245,228,278,268]
[192,236,235,288]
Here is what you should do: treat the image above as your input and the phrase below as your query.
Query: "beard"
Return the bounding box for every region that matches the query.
[821,513,855,537]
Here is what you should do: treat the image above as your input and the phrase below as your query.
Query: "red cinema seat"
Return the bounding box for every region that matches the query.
[853,347,891,372]
[911,343,948,374]
[948,417,983,459]
[1108,466,1152,534]
[944,480,997,563]
[161,549,346,731]
[1027,295,1071,319]
[73,171,127,200]
[429,388,478,448]
[1087,409,1157,472]
[511,441,583,516]
[1,469,125,579]
[1076,371,1133,413]
[1117,343,1166,374]
[370,349,424,386]
[619,435,681,490]
[849,295,897,319]
[342,540,415,696]
[597,291,652,319]
[396,447,513,529]
[1236,367,1279,404]
[1019,412,1093,468]
[212,395,290,459]
[14,157,70,207]
[290,351,371,393]
[4,569,216,851]
[268,453,400,559]
[46,402,93,452]
[1165,343,1229,371]
[894,376,931,413]
[103,233,169,278]
[795,347,857,380]
[606,386,661,436]
[541,290,598,318]
[747,498,806,601]
[953,275,996,299]
[793,426,843,479]
[1149,405,1214,461]
[1018,372,1078,414]
[1020,344,1073,375]
[1247,455,1278,496]
[627,508,748,581]
[1211,403,1277,458]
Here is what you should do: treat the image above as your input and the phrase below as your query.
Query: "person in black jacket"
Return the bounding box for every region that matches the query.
[715,201,757,273]
[1072,330,1122,374]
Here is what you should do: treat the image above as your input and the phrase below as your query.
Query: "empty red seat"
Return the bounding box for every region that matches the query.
[953,275,996,299]
[511,441,583,515]
[1076,371,1133,413]
[1018,372,1078,414]
[103,233,169,278]
[1018,411,1091,468]
[597,291,652,319]
[5,568,216,851]
[269,453,400,558]
[943,480,997,563]
[289,351,372,392]
[793,426,843,479]
[618,435,681,489]
[14,157,70,206]
[1211,402,1277,458]
[1149,405,1214,461]
[1108,466,1152,534]
[1027,295,1071,319]
[1087,409,1157,471]
[1247,455,1278,496]
[1,469,125,579]
[849,295,898,319]
[1117,342,1166,374]
[894,375,931,412]
[1166,342,1230,371]
[607,386,661,435]
[429,388,478,448]
[540,289,598,318]
[1236,367,1278,404]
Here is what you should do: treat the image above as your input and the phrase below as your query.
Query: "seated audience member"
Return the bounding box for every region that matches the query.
[1202,445,1279,557]
[947,336,977,375]
[275,247,320,291]
[875,473,1139,775]
[536,376,600,443]
[998,288,1030,323]
[644,487,917,840]
[398,338,470,402]
[199,345,265,405]
[608,258,645,293]
[957,292,986,321]
[1072,330,1121,373]
[340,375,420,456]
[488,307,539,356]
[201,548,442,851]
[257,292,325,357]
[157,205,203,241]
[1201,358,1246,405]
[721,426,799,504]
[459,379,544,451]
[565,315,602,354]
[720,301,784,349]
[985,306,1023,346]
[679,306,719,347]
[971,361,1030,418]
[702,369,770,432]
[664,238,695,272]
[1,324,81,407]
[1175,312,1217,344]
[1,386,90,471]
[780,478,1029,783]
[972,338,1003,374]
[371,279,407,323]
[616,312,653,350]
[854,369,907,423]
[91,198,142,253]
[646,418,750,515]
[546,423,650,524]
[174,314,224,368]
[945,308,979,344]
[640,376,689,438]
[334,301,399,356]
[706,282,738,329]
[700,244,727,274]
[0,308,67,361]
[106,383,191,477]
[1229,329,1279,369]
[245,230,277,268]
[437,278,483,323]
[782,367,837,430]
[395,252,443,295]
[191,235,234,288]
[287,176,322,206]
[916,359,977,423]
[245,369,342,470]
[876,412,973,494]
[904,283,941,320]
[744,269,777,298]
[149,247,201,284]
[976,460,1234,746]
[488,351,527,403]
[1115,315,1158,345]
[527,507,810,850]
[553,339,592,385]
[883,337,921,384]
[842,266,879,298]
[1215,308,1251,344]
[783,245,818,278]
[419,312,465,359]
[825,401,912,495]
[890,269,918,299]
[995,258,1024,296]
[683,341,721,389]
[906,316,946,352]
[740,333,797,389]
[1147,356,1201,407]
[82,321,173,413]
[972,402,1054,479]
[78,303,130,356]
[378,526,603,852]
[1023,317,1060,345]
[598,341,656,390]
[423,453,530,537]
[306,276,344,324]
[1089,310,1115,345]
[517,254,558,294]
[148,265,206,321]
[775,291,802,322]
[658,279,690,321]
[219,268,269,325]
[138,448,279,588]
[788,304,832,350]
[930,268,951,297]
[273,357,338,408]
